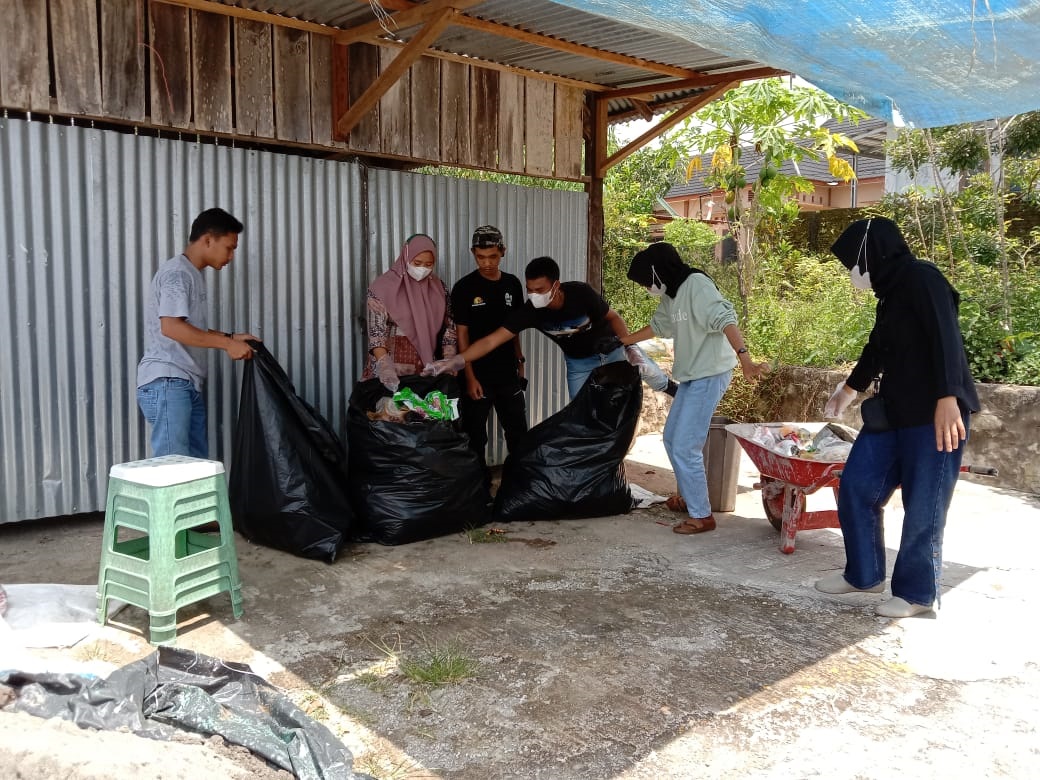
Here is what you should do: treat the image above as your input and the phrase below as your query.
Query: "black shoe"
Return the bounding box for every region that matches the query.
[664,380,678,397]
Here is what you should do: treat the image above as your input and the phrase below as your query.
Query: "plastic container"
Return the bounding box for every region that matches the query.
[703,415,740,513]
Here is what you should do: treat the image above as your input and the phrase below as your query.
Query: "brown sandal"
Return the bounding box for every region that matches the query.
[665,495,687,512]
[672,515,717,534]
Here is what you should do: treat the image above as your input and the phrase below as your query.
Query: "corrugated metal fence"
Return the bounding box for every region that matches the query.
[0,117,587,523]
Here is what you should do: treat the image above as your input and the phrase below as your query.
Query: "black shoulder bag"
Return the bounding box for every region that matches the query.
[860,377,891,432]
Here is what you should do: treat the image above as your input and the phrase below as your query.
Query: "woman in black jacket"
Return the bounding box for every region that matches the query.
[815,217,980,617]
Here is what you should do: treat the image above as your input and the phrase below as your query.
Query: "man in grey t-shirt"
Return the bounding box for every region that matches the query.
[136,208,259,458]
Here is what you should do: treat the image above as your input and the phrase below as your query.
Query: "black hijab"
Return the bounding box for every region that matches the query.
[627,242,707,298]
[830,217,915,298]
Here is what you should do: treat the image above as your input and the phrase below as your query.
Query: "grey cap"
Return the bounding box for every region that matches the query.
[471,225,504,249]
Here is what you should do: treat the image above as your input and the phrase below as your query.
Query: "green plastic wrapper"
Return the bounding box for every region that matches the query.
[392,387,460,421]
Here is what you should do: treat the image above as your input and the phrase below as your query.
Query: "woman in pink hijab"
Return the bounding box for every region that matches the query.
[363,234,457,391]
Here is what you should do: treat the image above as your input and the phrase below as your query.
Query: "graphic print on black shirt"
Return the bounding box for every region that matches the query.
[451,270,524,382]
[503,281,615,359]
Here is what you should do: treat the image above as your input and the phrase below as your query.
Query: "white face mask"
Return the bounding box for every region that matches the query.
[529,282,557,309]
[850,266,872,290]
[407,264,432,282]
[850,220,872,290]
[648,266,664,297]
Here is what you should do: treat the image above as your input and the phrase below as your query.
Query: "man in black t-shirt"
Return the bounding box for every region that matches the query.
[450,226,529,479]
[430,256,633,399]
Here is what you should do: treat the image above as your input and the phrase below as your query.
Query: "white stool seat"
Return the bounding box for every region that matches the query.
[109,455,225,487]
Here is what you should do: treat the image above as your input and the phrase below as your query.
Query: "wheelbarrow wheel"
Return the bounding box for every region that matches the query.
[761,476,804,532]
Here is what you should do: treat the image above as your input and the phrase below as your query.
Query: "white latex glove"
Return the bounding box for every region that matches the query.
[624,345,647,367]
[374,354,400,392]
[421,354,466,377]
[823,381,857,418]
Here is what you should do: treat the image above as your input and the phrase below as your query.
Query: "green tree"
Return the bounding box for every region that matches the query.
[601,130,686,325]
[674,78,867,319]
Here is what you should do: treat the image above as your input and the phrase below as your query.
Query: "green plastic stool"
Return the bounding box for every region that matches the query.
[96,455,244,645]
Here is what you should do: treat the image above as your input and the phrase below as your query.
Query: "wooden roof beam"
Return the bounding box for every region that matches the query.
[596,81,739,178]
[350,0,705,80]
[154,0,334,34]
[336,0,485,45]
[335,8,456,138]
[452,16,703,80]
[601,67,785,100]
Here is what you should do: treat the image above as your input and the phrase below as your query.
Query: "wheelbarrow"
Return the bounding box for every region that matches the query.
[725,422,996,554]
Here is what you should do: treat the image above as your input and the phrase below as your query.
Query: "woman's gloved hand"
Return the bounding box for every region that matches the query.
[374,354,400,392]
[823,381,856,418]
[422,354,466,377]
[624,345,647,366]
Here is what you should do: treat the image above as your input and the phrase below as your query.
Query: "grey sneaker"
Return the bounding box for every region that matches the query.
[875,597,933,618]
[814,572,885,594]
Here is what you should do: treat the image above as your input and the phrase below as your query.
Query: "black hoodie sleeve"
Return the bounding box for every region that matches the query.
[913,264,978,404]
[847,322,883,393]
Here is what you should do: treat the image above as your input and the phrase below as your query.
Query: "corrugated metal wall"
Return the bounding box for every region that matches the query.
[0,117,363,523]
[0,117,589,523]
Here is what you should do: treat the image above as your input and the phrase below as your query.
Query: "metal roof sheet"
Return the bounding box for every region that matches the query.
[207,0,773,121]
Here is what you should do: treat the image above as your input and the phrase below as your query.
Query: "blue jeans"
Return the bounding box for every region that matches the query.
[663,371,731,518]
[137,377,208,458]
[564,347,627,399]
[837,418,968,606]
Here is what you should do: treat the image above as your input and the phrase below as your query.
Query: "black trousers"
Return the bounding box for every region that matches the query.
[458,380,528,477]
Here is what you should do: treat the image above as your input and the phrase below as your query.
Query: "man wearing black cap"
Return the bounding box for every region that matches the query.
[450,226,529,482]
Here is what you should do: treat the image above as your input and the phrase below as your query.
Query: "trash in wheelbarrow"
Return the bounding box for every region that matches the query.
[741,422,856,462]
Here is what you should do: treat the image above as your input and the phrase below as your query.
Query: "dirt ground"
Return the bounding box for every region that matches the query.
[2,433,1039,779]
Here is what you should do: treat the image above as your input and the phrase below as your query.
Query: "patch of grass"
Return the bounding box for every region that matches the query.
[463,526,509,543]
[355,670,393,693]
[399,642,479,687]
[355,751,434,780]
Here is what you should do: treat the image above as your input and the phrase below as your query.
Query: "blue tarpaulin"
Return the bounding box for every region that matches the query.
[554,0,1040,128]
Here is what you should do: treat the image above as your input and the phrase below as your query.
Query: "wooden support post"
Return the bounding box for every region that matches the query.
[586,94,609,292]
[597,82,738,178]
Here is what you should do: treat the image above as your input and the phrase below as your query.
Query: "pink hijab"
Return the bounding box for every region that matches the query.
[368,234,446,365]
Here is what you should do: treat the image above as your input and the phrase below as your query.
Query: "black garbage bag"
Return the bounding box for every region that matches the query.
[347,374,491,545]
[1,647,370,779]
[494,361,641,521]
[230,342,352,563]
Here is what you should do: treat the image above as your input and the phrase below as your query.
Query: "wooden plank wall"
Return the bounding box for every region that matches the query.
[0,1,585,180]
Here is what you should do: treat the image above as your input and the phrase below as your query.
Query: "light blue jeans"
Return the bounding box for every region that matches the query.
[663,371,732,518]
[837,417,968,607]
[137,377,208,458]
[564,346,627,399]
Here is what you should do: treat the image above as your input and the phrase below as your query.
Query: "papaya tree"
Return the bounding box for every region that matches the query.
[676,78,867,319]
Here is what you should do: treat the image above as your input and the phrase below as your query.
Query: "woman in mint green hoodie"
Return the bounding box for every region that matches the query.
[622,242,768,534]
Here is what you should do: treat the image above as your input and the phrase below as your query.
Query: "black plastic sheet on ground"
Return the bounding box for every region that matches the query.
[494,361,641,522]
[0,646,369,780]
[229,342,353,563]
[347,375,491,545]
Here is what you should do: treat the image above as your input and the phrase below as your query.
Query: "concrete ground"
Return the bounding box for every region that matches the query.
[2,433,1039,779]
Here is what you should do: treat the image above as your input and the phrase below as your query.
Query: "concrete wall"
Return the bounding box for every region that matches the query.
[636,364,1038,496]
[771,367,1039,496]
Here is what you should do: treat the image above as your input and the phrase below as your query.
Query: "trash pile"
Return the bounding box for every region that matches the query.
[744,423,856,462]
[366,388,460,422]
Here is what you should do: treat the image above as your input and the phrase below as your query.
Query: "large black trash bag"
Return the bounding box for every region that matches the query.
[1,647,371,780]
[230,342,352,562]
[494,361,641,521]
[347,374,491,545]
